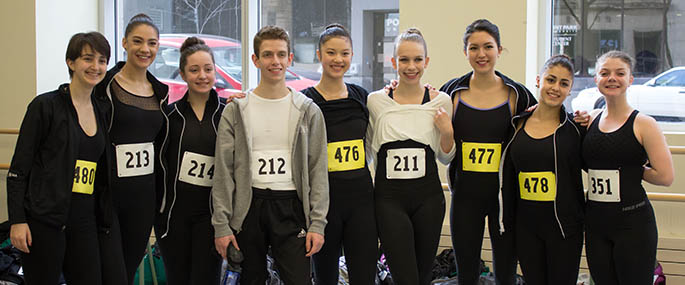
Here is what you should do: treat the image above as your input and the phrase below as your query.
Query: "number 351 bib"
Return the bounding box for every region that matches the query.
[587,169,620,202]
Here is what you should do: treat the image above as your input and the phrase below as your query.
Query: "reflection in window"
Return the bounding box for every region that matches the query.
[553,0,684,78]
[261,0,399,91]
[553,0,685,128]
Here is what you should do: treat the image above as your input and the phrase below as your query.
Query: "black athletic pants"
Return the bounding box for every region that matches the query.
[312,177,378,284]
[21,194,102,285]
[375,177,445,285]
[236,188,311,285]
[450,190,517,285]
[585,201,658,285]
[99,177,156,285]
[154,191,221,285]
[516,215,583,285]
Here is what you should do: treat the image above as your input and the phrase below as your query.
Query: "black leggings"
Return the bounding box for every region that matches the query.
[516,216,583,285]
[375,178,445,285]
[154,201,221,284]
[100,176,156,285]
[450,190,517,285]
[312,177,378,285]
[21,195,102,285]
[236,188,312,285]
[585,201,658,285]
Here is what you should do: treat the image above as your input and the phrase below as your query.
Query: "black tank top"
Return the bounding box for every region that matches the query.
[108,80,163,191]
[302,84,370,179]
[509,121,555,219]
[71,101,105,213]
[375,88,438,187]
[450,91,511,194]
[583,110,647,210]
[388,87,431,104]
[109,80,163,144]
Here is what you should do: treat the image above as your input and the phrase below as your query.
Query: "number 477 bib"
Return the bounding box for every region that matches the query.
[462,142,501,172]
[587,169,620,202]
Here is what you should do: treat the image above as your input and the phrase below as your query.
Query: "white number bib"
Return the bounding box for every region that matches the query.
[178,152,215,187]
[386,148,425,179]
[115,142,154,177]
[587,169,621,202]
[252,150,292,183]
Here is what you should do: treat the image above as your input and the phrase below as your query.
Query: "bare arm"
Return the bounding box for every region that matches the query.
[635,114,674,186]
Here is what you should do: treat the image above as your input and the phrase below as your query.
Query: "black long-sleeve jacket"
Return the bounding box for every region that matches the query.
[7,84,114,232]
[501,106,586,238]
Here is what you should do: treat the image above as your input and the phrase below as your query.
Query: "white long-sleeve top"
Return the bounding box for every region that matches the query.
[366,89,456,166]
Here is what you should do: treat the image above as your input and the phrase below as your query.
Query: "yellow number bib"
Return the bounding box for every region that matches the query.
[518,171,556,201]
[461,142,501,172]
[73,160,97,195]
[327,139,365,172]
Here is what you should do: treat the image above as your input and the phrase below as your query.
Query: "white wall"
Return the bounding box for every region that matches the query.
[35,0,100,94]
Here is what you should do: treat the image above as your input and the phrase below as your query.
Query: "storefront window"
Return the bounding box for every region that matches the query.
[554,0,685,128]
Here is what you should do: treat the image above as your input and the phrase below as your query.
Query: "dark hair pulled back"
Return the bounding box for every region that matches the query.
[541,54,575,78]
[463,19,501,51]
[125,13,159,38]
[179,37,214,73]
[318,23,352,50]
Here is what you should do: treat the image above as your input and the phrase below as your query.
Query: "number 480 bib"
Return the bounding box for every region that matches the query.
[462,142,501,172]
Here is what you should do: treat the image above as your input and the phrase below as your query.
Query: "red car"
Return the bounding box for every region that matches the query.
[151,34,316,103]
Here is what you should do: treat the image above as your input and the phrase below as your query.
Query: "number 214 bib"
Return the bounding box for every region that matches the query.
[178,151,215,187]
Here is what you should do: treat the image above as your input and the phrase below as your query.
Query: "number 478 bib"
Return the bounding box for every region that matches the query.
[587,169,620,202]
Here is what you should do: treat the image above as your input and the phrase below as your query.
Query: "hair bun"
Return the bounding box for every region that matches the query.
[552,54,572,61]
[129,13,153,24]
[405,27,423,37]
[324,23,346,31]
[180,37,206,54]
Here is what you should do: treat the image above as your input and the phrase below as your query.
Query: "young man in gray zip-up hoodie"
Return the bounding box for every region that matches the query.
[211,25,329,284]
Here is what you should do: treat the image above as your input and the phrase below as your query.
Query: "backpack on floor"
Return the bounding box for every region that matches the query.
[133,241,166,285]
[431,249,457,280]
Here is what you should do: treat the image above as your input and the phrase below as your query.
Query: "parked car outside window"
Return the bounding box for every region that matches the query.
[151,34,316,103]
[571,67,685,122]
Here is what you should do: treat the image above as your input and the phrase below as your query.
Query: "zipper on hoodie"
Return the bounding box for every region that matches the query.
[552,117,566,239]
[497,83,521,235]
[162,103,185,239]
[158,97,172,212]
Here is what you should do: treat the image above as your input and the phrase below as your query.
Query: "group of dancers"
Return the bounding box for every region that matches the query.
[7,14,674,285]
